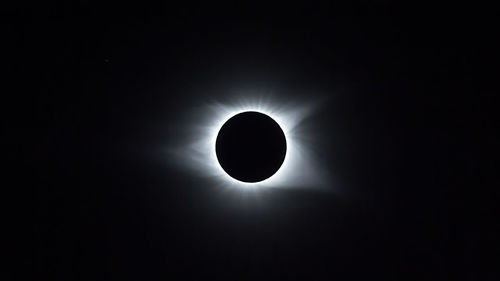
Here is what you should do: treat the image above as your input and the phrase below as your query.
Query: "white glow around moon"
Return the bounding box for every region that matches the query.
[170,94,327,191]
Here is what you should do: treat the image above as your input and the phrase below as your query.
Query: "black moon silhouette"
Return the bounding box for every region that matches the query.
[215,111,287,183]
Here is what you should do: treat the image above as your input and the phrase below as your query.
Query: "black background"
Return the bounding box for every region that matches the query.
[7,2,498,280]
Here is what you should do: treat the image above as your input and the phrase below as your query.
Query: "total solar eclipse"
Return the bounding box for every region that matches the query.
[215,111,287,183]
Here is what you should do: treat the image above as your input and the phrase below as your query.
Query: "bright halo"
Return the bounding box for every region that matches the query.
[171,94,326,191]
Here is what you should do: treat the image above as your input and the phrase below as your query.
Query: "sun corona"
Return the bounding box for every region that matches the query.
[173,94,325,191]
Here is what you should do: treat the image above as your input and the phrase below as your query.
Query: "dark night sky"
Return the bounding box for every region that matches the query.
[7,2,498,280]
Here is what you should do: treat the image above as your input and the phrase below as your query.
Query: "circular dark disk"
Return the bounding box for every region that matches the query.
[215,111,287,183]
